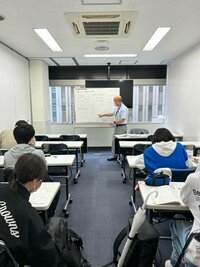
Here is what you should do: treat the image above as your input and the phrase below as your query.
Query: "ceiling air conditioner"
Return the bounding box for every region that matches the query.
[65,11,137,38]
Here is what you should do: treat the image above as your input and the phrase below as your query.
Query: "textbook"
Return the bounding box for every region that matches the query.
[154,184,184,205]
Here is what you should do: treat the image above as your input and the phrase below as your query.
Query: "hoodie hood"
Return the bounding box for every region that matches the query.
[152,141,176,157]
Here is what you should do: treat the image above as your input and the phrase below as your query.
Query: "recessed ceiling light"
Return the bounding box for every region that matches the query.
[33,28,63,52]
[143,27,171,51]
[84,54,137,58]
[95,46,110,51]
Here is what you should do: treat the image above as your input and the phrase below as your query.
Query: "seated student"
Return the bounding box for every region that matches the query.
[133,128,194,175]
[0,153,61,267]
[165,169,200,267]
[0,120,35,149]
[4,123,59,218]
[4,123,45,168]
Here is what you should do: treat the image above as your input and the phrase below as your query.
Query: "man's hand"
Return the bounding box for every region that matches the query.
[107,122,115,126]
[98,114,103,118]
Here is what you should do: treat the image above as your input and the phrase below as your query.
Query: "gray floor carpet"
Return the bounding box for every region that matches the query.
[55,148,172,267]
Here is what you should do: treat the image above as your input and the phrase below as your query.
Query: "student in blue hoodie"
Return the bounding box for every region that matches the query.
[132,128,194,174]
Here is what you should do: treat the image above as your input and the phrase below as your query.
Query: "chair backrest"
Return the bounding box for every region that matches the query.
[59,135,80,141]
[41,143,68,155]
[0,149,8,156]
[35,135,49,141]
[129,128,149,134]
[171,168,195,182]
[2,168,14,182]
[147,135,153,141]
[132,144,150,156]
[0,240,19,267]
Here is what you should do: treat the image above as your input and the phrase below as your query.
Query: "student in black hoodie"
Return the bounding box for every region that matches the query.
[0,153,61,267]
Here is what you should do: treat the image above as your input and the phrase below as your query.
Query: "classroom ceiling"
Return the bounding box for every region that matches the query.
[0,0,200,66]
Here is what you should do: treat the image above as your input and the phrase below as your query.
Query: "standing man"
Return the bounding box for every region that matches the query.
[99,95,129,161]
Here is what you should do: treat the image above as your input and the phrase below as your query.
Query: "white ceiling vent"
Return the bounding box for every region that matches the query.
[65,11,137,38]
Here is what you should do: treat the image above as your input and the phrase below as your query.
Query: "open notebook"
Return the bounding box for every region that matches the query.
[29,188,52,205]
[154,184,185,205]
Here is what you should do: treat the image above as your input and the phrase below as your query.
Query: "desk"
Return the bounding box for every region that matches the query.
[114,133,183,155]
[138,181,189,222]
[35,141,83,183]
[0,155,75,216]
[119,141,151,182]
[119,141,200,182]
[30,182,60,222]
[35,134,88,155]
[46,154,75,216]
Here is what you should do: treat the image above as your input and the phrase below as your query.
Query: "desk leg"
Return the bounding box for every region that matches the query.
[129,168,137,213]
[80,146,85,167]
[81,150,85,167]
[121,148,127,183]
[74,148,81,184]
[63,167,73,217]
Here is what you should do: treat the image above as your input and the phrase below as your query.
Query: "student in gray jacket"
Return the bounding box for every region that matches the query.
[4,123,45,168]
[4,123,60,218]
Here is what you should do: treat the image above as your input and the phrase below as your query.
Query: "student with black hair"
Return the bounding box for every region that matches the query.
[0,120,29,149]
[132,128,194,174]
[0,153,61,267]
[4,123,60,218]
[4,123,45,168]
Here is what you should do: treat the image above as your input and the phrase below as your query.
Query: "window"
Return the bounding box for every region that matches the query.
[132,85,166,122]
[49,86,74,123]
[49,83,166,124]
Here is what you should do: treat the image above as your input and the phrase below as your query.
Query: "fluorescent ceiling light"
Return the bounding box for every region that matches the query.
[33,28,62,52]
[84,54,137,58]
[143,27,171,51]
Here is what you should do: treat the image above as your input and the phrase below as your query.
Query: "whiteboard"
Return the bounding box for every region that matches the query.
[74,87,120,123]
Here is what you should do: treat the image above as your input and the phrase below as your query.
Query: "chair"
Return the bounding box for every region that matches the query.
[132,143,150,156]
[0,239,19,267]
[41,143,69,176]
[129,144,150,208]
[147,134,153,141]
[175,231,200,267]
[2,168,14,182]
[129,128,149,134]
[0,149,8,156]
[35,135,49,141]
[59,135,80,141]
[41,143,68,155]
[171,168,196,182]
[59,135,81,155]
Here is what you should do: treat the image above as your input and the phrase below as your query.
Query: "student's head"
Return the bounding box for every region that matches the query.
[113,96,123,106]
[15,120,28,127]
[13,124,35,144]
[152,128,175,144]
[13,153,47,193]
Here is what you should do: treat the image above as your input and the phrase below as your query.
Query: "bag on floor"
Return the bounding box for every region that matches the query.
[102,218,159,267]
[47,217,91,267]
